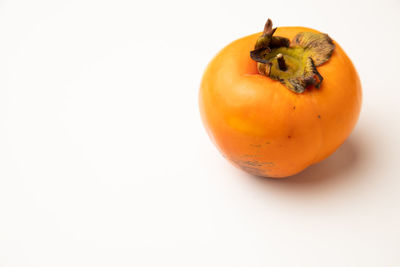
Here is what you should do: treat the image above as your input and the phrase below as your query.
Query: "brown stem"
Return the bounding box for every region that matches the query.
[276,53,287,71]
[250,19,335,93]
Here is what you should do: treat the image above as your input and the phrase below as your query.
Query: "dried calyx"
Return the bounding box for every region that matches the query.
[250,19,335,93]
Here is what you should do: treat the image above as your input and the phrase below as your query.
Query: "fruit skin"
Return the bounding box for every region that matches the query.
[199,26,362,178]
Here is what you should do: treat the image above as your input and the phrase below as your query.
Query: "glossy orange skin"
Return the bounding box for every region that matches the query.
[199,26,362,178]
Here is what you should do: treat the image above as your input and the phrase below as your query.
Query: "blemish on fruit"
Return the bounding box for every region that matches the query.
[244,154,259,158]
[318,115,321,119]
[234,159,275,168]
[250,144,261,148]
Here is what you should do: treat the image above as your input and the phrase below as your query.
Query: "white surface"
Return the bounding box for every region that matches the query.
[0,0,399,266]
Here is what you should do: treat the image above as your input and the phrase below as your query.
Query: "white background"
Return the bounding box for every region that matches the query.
[0,0,399,266]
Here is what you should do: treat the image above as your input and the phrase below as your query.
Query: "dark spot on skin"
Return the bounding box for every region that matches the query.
[318,115,321,119]
[239,165,266,176]
[231,159,275,177]
[293,106,296,110]
[250,144,261,148]
[288,135,292,139]
[265,141,270,144]
[244,154,259,158]
[235,159,275,168]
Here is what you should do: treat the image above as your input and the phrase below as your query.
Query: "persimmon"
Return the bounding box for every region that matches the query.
[199,19,362,178]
